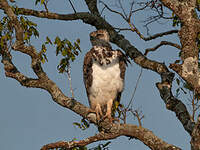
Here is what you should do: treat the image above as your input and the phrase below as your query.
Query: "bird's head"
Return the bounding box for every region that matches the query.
[90,29,110,44]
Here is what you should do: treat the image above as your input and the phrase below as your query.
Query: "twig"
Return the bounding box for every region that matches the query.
[68,0,77,13]
[66,64,74,98]
[131,110,144,127]
[144,41,181,56]
[43,0,49,13]
[99,1,127,20]
[128,1,134,21]
[118,0,127,19]
[132,1,151,13]
[127,68,143,109]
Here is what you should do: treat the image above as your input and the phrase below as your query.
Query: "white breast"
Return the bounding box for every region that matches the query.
[89,59,124,105]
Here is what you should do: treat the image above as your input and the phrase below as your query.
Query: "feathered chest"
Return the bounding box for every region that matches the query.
[92,46,118,66]
[89,46,124,103]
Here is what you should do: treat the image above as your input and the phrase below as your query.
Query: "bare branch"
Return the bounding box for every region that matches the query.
[143,30,179,41]
[144,41,181,56]
[68,0,76,13]
[127,68,143,109]
[129,21,178,41]
[117,0,128,19]
[132,1,151,13]
[98,1,178,41]
[0,0,195,139]
[99,1,127,20]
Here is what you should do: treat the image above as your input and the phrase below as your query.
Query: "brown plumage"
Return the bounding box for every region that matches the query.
[83,29,127,122]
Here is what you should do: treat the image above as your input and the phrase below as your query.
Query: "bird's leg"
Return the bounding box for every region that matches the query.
[88,102,103,122]
[103,99,113,122]
[95,103,103,121]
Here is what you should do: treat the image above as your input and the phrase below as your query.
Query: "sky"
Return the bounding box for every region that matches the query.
[0,0,191,150]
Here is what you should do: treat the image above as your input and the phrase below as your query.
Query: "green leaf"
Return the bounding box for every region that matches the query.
[46,36,52,45]
[54,36,61,45]
[73,122,81,128]
[20,16,25,24]
[0,23,3,32]
[41,0,45,4]
[74,42,81,52]
[183,83,193,91]
[42,44,47,53]
[61,49,67,56]
[71,54,75,61]
[35,0,40,5]
[76,38,80,44]
[32,28,39,38]
[81,119,90,129]
[43,53,48,62]
[24,32,28,41]
[41,57,45,64]
[0,36,5,48]
[176,78,180,86]
[102,141,111,148]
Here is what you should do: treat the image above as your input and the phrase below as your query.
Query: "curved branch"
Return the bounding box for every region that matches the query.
[0,0,194,135]
[41,123,181,150]
[144,40,181,56]
[0,0,195,148]
[0,0,23,42]
[143,30,178,41]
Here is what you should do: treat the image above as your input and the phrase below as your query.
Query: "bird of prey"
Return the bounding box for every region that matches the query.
[83,29,127,122]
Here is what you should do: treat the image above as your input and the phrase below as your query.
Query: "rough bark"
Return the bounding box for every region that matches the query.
[0,4,193,135]
[1,0,200,149]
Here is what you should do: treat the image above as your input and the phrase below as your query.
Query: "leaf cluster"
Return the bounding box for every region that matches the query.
[73,118,90,131]
[172,13,181,27]
[54,37,81,73]
[35,0,47,5]
[111,100,124,119]
[19,16,39,43]
[0,16,14,51]
[38,36,52,63]
[89,142,111,150]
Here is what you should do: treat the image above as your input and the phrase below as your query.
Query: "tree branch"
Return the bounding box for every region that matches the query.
[0,0,195,147]
[84,0,99,16]
[160,1,200,95]
[0,0,193,135]
[41,123,181,150]
[144,40,181,56]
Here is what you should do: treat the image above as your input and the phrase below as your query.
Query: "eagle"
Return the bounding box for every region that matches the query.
[83,29,127,122]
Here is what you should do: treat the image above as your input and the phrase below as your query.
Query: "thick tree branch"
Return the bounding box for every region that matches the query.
[160,0,200,95]
[1,44,181,150]
[84,0,99,16]
[0,0,23,42]
[156,74,195,134]
[0,0,193,136]
[0,0,196,148]
[1,49,42,88]
[41,123,181,150]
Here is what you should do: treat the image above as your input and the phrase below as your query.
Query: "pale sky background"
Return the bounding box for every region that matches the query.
[0,0,191,150]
